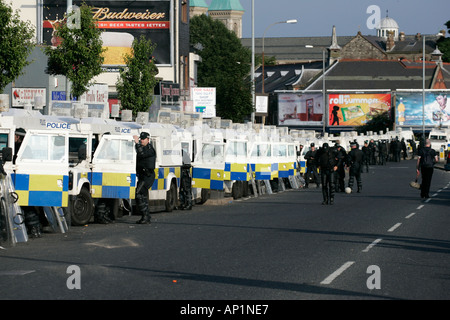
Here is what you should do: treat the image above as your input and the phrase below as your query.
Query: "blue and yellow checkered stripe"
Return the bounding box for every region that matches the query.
[224,162,250,181]
[250,163,272,180]
[151,167,181,191]
[278,162,296,178]
[12,173,69,207]
[192,167,224,190]
[89,172,136,199]
[299,160,306,174]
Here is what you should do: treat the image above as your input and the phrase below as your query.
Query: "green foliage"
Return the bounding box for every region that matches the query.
[356,112,394,134]
[0,0,35,91]
[190,15,253,122]
[44,4,104,99]
[437,20,450,63]
[116,35,158,116]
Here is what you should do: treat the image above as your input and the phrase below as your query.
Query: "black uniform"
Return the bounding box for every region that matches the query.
[317,143,340,205]
[179,150,192,210]
[304,144,320,188]
[417,145,437,199]
[334,144,347,192]
[378,140,387,165]
[347,143,364,193]
[135,132,156,224]
[362,142,370,172]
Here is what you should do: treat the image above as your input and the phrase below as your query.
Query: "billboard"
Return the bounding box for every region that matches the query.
[278,93,323,126]
[191,88,216,118]
[395,91,450,127]
[328,93,391,126]
[42,0,172,67]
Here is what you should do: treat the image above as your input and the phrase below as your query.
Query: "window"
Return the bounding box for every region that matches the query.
[226,141,247,157]
[202,143,224,163]
[20,134,66,162]
[96,139,134,161]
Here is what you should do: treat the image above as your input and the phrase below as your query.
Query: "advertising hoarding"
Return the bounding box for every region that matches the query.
[328,93,391,126]
[11,88,46,107]
[395,91,449,127]
[192,88,216,118]
[278,93,323,126]
[42,0,172,67]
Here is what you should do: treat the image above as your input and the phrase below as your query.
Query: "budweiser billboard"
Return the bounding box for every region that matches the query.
[42,0,172,67]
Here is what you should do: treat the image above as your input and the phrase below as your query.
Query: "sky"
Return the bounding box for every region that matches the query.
[205,0,450,39]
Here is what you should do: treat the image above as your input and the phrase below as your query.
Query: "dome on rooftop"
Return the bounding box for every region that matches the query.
[377,16,399,30]
[376,14,399,41]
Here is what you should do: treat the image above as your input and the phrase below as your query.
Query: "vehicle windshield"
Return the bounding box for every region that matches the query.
[430,135,447,141]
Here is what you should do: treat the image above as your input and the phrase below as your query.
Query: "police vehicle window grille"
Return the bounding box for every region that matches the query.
[21,135,47,160]
[226,141,247,157]
[97,140,120,160]
[288,145,295,157]
[0,133,8,150]
[121,140,134,161]
[202,143,223,163]
[50,136,66,161]
[0,133,8,161]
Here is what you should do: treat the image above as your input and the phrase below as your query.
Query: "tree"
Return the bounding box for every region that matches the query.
[356,112,394,134]
[116,35,158,116]
[44,4,104,99]
[0,0,35,91]
[190,15,253,122]
[437,20,450,62]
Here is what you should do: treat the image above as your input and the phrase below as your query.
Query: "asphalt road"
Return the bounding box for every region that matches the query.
[1,159,449,305]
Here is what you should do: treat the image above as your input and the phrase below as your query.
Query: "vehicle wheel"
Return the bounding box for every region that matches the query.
[199,188,210,204]
[232,181,241,199]
[70,187,94,226]
[165,181,177,212]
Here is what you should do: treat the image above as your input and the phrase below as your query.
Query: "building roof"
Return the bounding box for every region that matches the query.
[190,0,209,8]
[306,59,445,91]
[241,36,354,62]
[253,62,323,93]
[209,0,244,11]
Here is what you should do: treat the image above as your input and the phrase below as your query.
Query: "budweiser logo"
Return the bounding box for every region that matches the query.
[91,7,166,21]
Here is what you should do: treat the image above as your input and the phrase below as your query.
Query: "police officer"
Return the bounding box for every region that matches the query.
[179,149,192,210]
[378,140,387,165]
[334,142,347,193]
[304,143,320,188]
[133,132,156,224]
[347,141,364,193]
[316,143,340,205]
[361,141,370,172]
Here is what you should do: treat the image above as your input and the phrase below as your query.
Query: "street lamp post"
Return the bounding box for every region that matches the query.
[262,19,297,94]
[422,35,425,137]
[305,45,327,135]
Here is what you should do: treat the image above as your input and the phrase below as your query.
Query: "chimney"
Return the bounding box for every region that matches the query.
[386,31,395,51]
[399,32,405,41]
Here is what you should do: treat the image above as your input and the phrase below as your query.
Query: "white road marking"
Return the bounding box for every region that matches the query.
[0,270,35,276]
[417,205,424,210]
[388,223,402,232]
[405,212,416,219]
[320,261,355,285]
[362,238,383,252]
